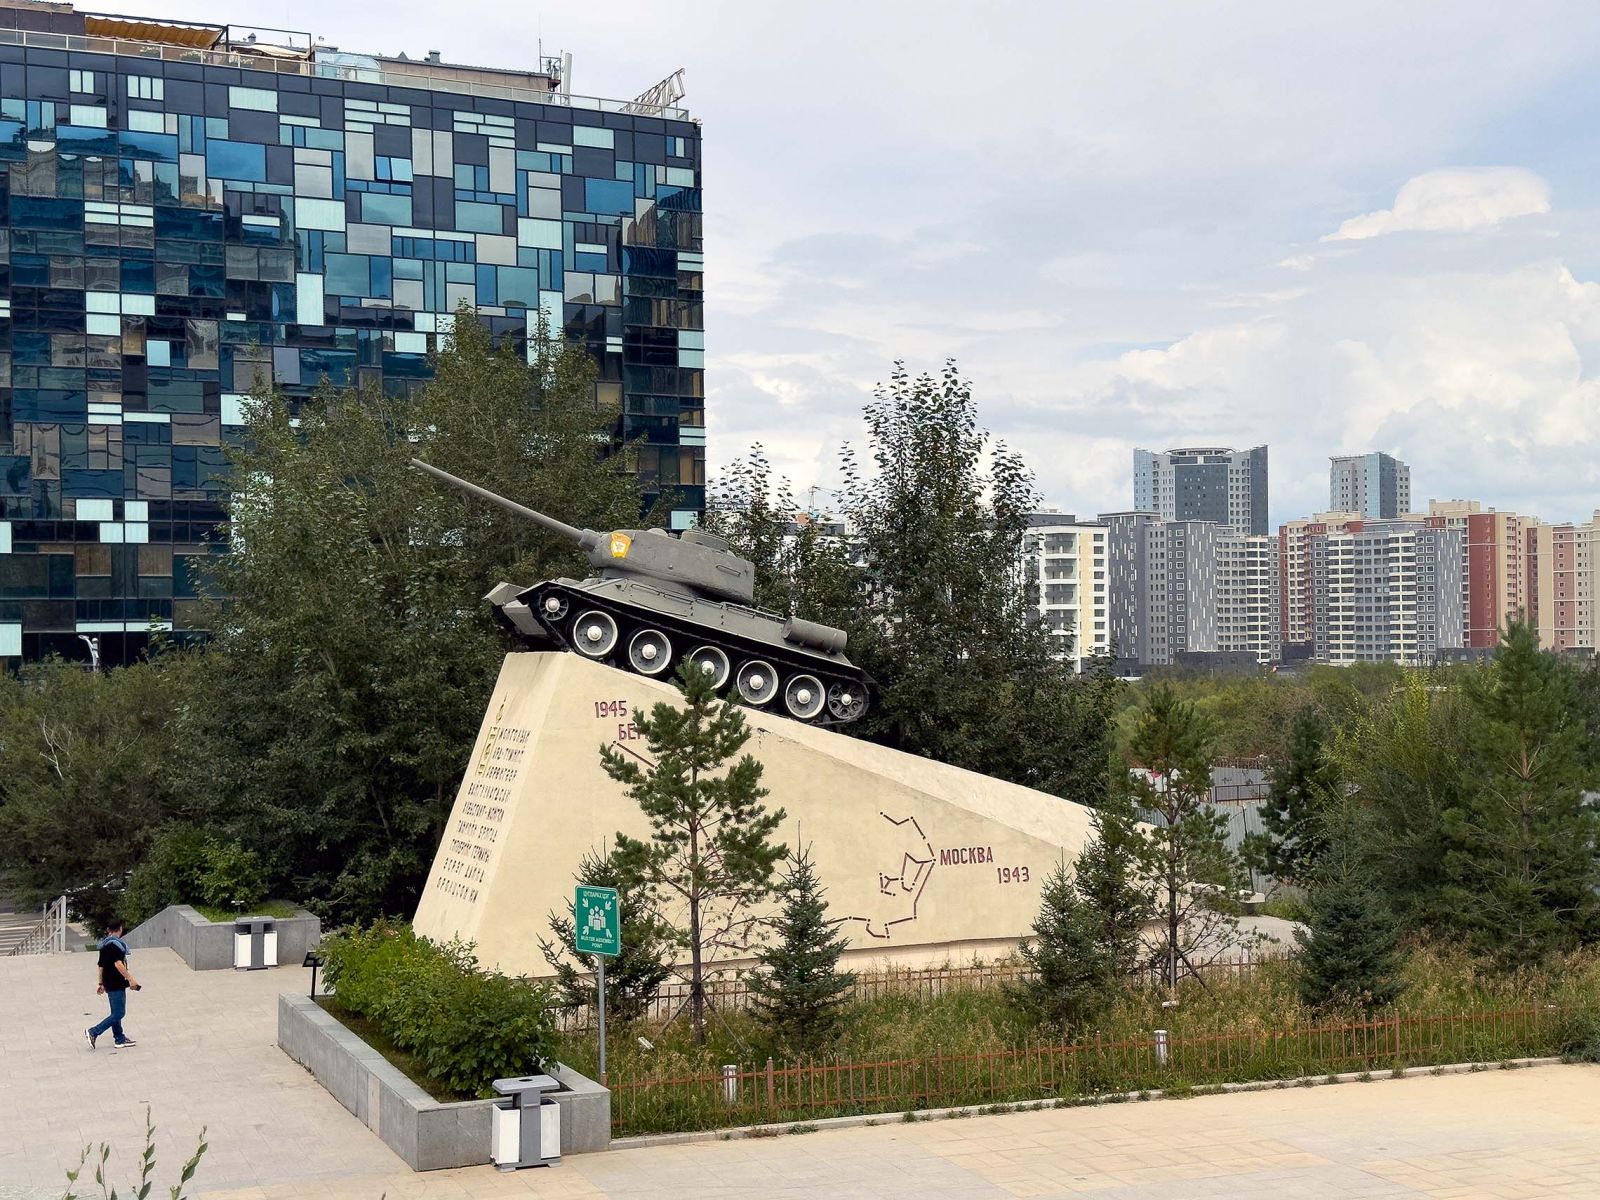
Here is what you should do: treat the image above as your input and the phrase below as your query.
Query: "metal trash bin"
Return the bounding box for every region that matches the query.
[233,917,278,970]
[490,1074,560,1169]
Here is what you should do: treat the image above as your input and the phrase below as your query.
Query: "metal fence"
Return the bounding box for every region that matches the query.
[607,1005,1574,1135]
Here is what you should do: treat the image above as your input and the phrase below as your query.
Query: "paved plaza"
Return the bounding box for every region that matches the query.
[3,947,1600,1199]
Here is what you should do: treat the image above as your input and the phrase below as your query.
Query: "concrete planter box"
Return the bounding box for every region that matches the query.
[124,904,321,971]
[276,992,609,1170]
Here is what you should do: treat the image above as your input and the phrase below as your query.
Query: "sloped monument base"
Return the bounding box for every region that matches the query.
[413,653,1098,976]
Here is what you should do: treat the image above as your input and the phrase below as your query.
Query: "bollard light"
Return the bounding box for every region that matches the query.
[1154,1028,1170,1066]
[303,950,322,997]
[721,1063,739,1105]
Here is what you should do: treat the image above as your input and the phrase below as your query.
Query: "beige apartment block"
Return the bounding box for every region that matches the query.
[1024,513,1110,670]
[1278,511,1364,654]
[414,652,1097,978]
[1531,513,1600,652]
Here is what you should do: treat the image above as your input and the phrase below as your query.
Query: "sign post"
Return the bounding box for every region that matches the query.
[574,884,621,1084]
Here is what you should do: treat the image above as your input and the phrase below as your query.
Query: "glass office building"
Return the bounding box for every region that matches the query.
[0,4,703,665]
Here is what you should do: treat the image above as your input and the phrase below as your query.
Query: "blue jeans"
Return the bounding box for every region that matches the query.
[89,988,129,1043]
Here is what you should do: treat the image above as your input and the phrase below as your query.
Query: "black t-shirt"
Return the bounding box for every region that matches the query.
[98,940,128,991]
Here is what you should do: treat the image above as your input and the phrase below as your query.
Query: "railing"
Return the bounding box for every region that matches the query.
[6,895,68,956]
[0,28,689,119]
[607,1005,1575,1135]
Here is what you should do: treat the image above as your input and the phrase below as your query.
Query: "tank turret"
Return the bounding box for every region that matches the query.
[413,459,869,725]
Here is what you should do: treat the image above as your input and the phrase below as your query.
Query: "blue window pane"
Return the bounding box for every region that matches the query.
[325,253,371,297]
[359,191,412,225]
[206,139,266,181]
[584,178,634,214]
[455,201,503,234]
[370,255,392,299]
[497,266,539,308]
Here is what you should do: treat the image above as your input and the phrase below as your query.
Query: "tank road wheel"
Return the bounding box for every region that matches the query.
[688,645,731,689]
[571,610,619,658]
[627,628,673,676]
[539,592,570,622]
[826,682,869,723]
[735,659,779,707]
[783,674,827,721]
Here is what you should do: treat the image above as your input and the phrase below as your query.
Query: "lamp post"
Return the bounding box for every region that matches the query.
[77,634,100,673]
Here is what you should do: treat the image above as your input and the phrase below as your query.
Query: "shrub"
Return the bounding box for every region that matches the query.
[122,826,214,925]
[121,829,268,924]
[196,841,268,913]
[320,922,556,1098]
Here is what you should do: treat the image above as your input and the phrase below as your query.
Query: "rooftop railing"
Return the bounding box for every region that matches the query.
[0,27,689,119]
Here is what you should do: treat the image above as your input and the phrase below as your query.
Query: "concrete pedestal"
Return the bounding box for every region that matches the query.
[413,652,1097,977]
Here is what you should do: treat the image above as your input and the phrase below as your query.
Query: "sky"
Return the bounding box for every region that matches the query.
[133,1,1600,526]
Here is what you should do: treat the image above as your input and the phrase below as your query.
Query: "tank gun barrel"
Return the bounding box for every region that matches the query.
[410,458,602,551]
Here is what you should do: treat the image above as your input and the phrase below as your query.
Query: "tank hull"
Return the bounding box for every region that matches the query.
[488,576,872,727]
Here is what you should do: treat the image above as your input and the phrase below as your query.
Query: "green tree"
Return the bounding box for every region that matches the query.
[1327,671,1475,934]
[746,845,857,1054]
[1013,861,1115,1031]
[0,654,201,931]
[1072,794,1155,978]
[1442,620,1600,964]
[702,445,857,622]
[603,662,787,1045]
[540,848,675,1025]
[1125,686,1246,992]
[709,363,1122,806]
[189,310,652,920]
[1243,708,1339,888]
[1294,805,1405,1009]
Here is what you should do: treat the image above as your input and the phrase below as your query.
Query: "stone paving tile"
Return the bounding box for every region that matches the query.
[6,949,1600,1198]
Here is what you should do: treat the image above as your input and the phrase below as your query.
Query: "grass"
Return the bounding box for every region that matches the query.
[190,899,300,923]
[312,997,476,1103]
[561,945,1600,1136]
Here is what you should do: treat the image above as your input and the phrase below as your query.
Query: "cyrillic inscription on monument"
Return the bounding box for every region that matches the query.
[432,707,532,906]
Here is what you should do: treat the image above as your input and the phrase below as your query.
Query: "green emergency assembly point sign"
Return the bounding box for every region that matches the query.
[575,884,621,956]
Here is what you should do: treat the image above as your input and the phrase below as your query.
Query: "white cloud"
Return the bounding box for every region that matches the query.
[1277,254,1316,271]
[1324,167,1550,241]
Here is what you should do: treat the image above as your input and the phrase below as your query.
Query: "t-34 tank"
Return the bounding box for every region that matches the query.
[412,459,871,726]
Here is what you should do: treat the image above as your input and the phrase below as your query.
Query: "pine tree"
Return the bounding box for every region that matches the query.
[1014,862,1113,1031]
[1125,685,1246,992]
[540,848,675,1025]
[746,846,857,1054]
[1294,805,1405,1009]
[1244,708,1337,889]
[1072,794,1154,979]
[604,662,787,1045]
[1442,619,1600,965]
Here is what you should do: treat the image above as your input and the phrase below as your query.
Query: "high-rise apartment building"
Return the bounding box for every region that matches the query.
[1023,512,1109,670]
[1310,519,1464,666]
[1329,452,1410,519]
[1104,512,1221,667]
[1530,513,1600,652]
[1132,445,1268,536]
[1278,511,1364,654]
[1428,501,1535,648]
[0,3,703,665]
[1215,533,1280,664]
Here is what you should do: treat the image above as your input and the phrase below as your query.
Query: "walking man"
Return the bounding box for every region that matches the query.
[86,918,140,1049]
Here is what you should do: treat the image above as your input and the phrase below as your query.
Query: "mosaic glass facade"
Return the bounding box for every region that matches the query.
[0,31,703,666]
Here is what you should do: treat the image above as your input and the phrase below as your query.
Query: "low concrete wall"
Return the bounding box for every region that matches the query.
[276,992,608,1169]
[124,905,321,971]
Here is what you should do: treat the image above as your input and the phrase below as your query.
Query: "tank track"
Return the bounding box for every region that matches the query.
[507,582,872,728]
